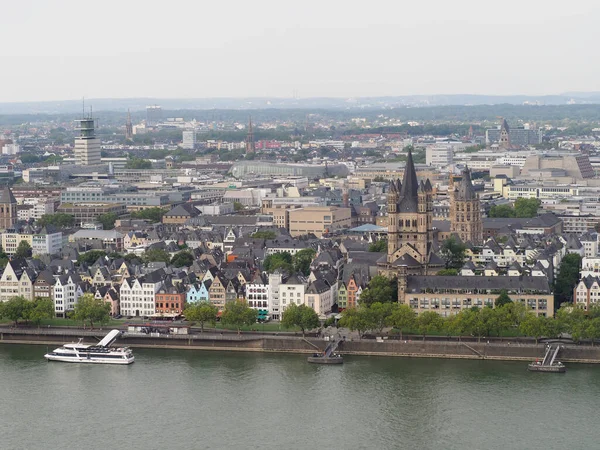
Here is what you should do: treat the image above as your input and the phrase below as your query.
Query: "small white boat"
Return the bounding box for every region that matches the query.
[44,330,134,365]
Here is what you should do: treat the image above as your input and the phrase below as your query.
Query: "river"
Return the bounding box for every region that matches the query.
[0,344,598,450]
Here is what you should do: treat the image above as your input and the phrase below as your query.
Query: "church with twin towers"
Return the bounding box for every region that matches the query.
[379,149,482,278]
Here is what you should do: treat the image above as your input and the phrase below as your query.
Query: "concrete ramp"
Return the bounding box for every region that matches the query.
[97,330,122,348]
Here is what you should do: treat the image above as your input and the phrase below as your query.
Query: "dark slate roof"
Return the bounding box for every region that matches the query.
[428,252,445,266]
[406,276,551,293]
[392,253,421,267]
[164,203,199,218]
[457,168,477,200]
[0,186,16,204]
[397,149,419,213]
[433,220,451,232]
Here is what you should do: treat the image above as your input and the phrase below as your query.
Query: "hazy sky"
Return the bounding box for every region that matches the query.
[1,0,599,102]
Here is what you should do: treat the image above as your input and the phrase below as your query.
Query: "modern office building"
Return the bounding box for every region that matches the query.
[74,118,101,166]
[146,105,163,126]
[288,206,352,237]
[486,123,543,147]
[426,145,453,166]
[182,130,196,149]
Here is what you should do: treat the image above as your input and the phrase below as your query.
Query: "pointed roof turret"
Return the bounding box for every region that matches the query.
[398,149,419,212]
[456,167,476,201]
[0,185,16,204]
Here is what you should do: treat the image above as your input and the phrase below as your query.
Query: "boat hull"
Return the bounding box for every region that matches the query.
[307,356,344,364]
[527,364,565,373]
[44,354,135,365]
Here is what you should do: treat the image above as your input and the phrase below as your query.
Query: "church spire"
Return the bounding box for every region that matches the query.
[245,115,255,154]
[457,166,476,200]
[399,148,418,198]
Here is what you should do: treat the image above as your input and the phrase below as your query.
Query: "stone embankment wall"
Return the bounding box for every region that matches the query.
[2,328,600,363]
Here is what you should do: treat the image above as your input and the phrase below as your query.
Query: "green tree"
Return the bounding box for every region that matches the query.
[183,302,218,332]
[281,303,320,337]
[37,213,74,228]
[440,236,467,270]
[97,213,118,230]
[471,307,496,342]
[233,201,244,211]
[125,157,152,169]
[251,231,277,239]
[368,240,387,253]
[14,240,32,259]
[170,251,194,268]
[339,307,372,339]
[0,244,8,269]
[388,304,416,340]
[495,290,513,307]
[368,302,396,335]
[519,313,549,344]
[554,254,582,308]
[1,296,29,326]
[25,297,54,327]
[77,250,107,266]
[70,293,111,329]
[416,311,443,341]
[358,275,397,307]
[292,248,317,276]
[514,198,541,218]
[263,252,293,273]
[130,207,165,223]
[586,317,600,346]
[555,305,587,342]
[437,268,458,276]
[489,204,516,218]
[143,248,172,264]
[221,300,257,334]
[445,309,475,341]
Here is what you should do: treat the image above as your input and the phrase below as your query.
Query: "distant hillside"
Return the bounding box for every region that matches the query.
[2,93,600,114]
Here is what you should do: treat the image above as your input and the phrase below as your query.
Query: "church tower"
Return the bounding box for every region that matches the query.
[125,109,133,141]
[0,186,17,230]
[385,150,436,273]
[499,118,510,149]
[245,116,255,154]
[450,167,482,245]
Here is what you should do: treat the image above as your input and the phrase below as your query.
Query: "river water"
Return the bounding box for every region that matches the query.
[0,345,598,450]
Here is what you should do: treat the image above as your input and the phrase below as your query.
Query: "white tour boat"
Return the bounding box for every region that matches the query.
[44,329,135,365]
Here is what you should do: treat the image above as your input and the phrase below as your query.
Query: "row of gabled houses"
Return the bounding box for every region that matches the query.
[0,233,376,320]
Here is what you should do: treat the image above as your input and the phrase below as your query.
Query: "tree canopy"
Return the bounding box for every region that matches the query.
[130,207,165,223]
[495,290,513,307]
[292,248,317,276]
[125,157,152,169]
[489,198,541,219]
[70,293,111,329]
[358,275,397,307]
[183,302,218,332]
[37,213,74,228]
[368,240,387,253]
[440,236,467,270]
[263,252,293,273]
[143,248,172,264]
[170,251,194,268]
[281,303,320,337]
[555,253,582,308]
[77,250,107,266]
[15,240,32,259]
[97,213,118,230]
[221,300,257,334]
[251,231,277,239]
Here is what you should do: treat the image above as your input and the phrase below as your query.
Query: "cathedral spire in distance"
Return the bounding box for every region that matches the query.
[125,109,133,141]
[245,115,255,154]
[397,148,419,212]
